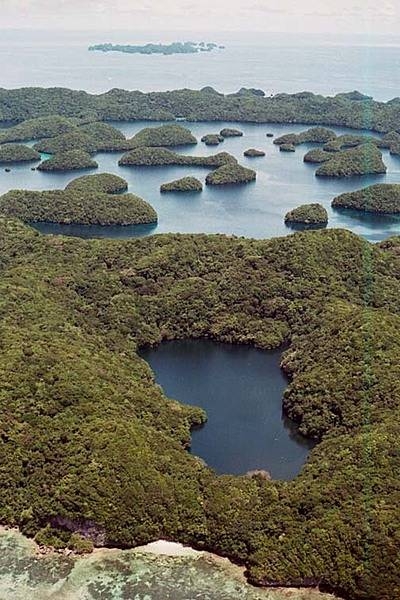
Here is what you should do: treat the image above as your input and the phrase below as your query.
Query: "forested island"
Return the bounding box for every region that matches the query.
[0,221,399,600]
[332,183,400,213]
[285,203,328,225]
[2,88,400,133]
[88,42,223,55]
[160,176,203,193]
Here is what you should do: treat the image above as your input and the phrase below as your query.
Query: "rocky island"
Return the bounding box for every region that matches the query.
[303,148,332,163]
[118,147,237,168]
[160,176,203,193]
[201,134,224,146]
[88,42,223,55]
[0,175,157,225]
[274,127,337,147]
[220,128,243,137]
[285,203,328,225]
[244,148,265,157]
[332,183,400,213]
[0,143,41,163]
[65,173,129,194]
[128,124,198,148]
[205,162,256,185]
[315,143,387,177]
[37,150,98,172]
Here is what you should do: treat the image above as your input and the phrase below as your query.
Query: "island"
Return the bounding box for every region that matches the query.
[0,186,157,226]
[205,162,256,185]
[332,183,400,213]
[0,219,399,600]
[88,42,223,55]
[0,116,77,143]
[274,127,337,147]
[244,148,265,157]
[160,176,203,193]
[284,203,328,225]
[128,124,197,148]
[220,128,243,138]
[34,122,127,154]
[315,143,387,177]
[0,143,41,163]
[118,147,237,168]
[201,134,224,146]
[37,150,98,172]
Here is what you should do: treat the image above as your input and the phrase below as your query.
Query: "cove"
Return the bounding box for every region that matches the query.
[141,340,314,480]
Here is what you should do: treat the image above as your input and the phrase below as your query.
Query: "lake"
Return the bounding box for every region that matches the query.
[141,340,314,480]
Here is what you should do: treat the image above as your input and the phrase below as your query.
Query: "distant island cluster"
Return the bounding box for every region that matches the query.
[88,41,225,56]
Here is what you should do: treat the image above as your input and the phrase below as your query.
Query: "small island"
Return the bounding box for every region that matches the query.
[34,122,127,154]
[205,162,256,185]
[274,127,337,147]
[0,143,41,163]
[88,42,223,56]
[220,128,243,138]
[119,147,237,168]
[128,124,197,148]
[0,116,76,144]
[201,134,224,146]
[284,203,328,225]
[244,148,265,157]
[332,184,400,214]
[160,177,203,193]
[38,150,98,172]
[315,144,386,177]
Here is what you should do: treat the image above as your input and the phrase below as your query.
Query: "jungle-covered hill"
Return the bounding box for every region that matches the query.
[1,87,400,132]
[0,220,400,600]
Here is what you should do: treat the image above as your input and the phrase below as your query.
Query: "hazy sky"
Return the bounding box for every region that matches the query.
[2,0,399,34]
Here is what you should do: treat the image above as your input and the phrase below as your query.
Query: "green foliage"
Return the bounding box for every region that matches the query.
[119,147,236,168]
[160,177,203,193]
[68,533,94,554]
[284,204,328,224]
[65,173,128,194]
[303,148,332,163]
[316,144,387,177]
[128,125,197,148]
[1,221,400,599]
[0,187,157,225]
[89,42,221,55]
[0,116,77,143]
[332,184,400,214]
[279,143,296,152]
[205,163,256,185]
[274,127,337,147]
[38,150,98,172]
[0,143,40,163]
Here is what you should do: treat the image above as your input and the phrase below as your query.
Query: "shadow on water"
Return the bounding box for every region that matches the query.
[140,339,315,480]
[285,222,328,232]
[29,221,158,239]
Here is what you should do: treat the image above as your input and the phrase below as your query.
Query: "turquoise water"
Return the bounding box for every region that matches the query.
[141,341,314,480]
[0,529,336,600]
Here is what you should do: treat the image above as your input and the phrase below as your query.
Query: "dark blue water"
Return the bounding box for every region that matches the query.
[5,120,400,242]
[141,340,313,480]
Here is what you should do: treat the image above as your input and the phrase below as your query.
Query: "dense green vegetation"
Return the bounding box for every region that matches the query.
[220,128,243,137]
[0,143,40,163]
[2,88,400,132]
[244,148,265,157]
[315,144,387,177]
[274,127,336,147]
[303,148,332,163]
[0,186,157,226]
[205,163,256,185]
[284,203,328,224]
[0,223,400,599]
[332,184,400,214]
[119,147,237,168]
[33,122,126,154]
[128,124,197,148]
[38,150,98,172]
[160,177,203,193]
[201,134,224,145]
[65,173,129,194]
[88,42,221,55]
[0,116,77,143]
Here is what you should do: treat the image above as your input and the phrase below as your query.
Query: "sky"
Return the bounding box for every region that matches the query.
[1,0,399,35]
